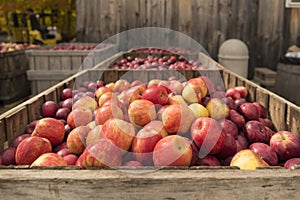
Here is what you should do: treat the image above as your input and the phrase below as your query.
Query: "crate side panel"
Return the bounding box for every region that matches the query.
[269,94,287,132]
[0,119,6,151]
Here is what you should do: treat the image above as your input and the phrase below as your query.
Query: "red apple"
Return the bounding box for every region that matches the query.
[157,105,170,121]
[128,99,156,127]
[1,147,16,165]
[25,120,39,134]
[67,108,93,128]
[57,148,71,157]
[42,101,59,118]
[253,102,266,118]
[123,85,146,105]
[235,86,248,98]
[197,155,221,166]
[234,98,246,109]
[236,135,249,152]
[32,118,65,146]
[226,88,241,100]
[95,103,124,125]
[229,109,246,129]
[30,153,67,167]
[284,158,300,169]
[11,134,31,148]
[63,154,78,165]
[249,142,278,166]
[86,125,104,147]
[53,142,68,153]
[15,136,52,165]
[123,160,143,167]
[167,95,188,106]
[220,119,238,139]
[259,118,274,130]
[61,88,73,100]
[67,126,90,155]
[102,118,136,151]
[190,117,226,155]
[182,77,208,103]
[114,79,131,93]
[61,98,73,109]
[95,86,112,99]
[168,80,184,95]
[153,135,192,166]
[270,131,300,161]
[162,104,195,135]
[142,86,169,106]
[239,103,260,121]
[72,96,97,112]
[55,107,71,120]
[244,120,274,144]
[216,133,237,160]
[131,125,164,165]
[78,138,122,169]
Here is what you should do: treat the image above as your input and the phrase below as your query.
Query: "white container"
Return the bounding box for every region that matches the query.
[218,39,249,78]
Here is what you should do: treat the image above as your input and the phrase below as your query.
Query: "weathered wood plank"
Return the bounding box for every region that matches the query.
[269,94,287,132]
[287,103,300,138]
[0,119,6,151]
[1,169,300,199]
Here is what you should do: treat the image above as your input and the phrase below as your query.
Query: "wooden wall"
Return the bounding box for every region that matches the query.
[76,0,300,79]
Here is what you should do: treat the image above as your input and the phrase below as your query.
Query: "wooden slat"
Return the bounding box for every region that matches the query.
[0,119,6,151]
[5,107,28,145]
[255,87,270,112]
[243,80,257,103]
[287,103,300,137]
[228,72,237,89]
[269,94,287,132]
[26,96,44,122]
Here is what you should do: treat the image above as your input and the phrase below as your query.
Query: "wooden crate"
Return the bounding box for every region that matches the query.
[0,54,300,199]
[254,67,277,90]
[0,50,30,103]
[25,43,118,95]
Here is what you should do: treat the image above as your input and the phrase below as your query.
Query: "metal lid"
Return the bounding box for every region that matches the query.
[218,39,249,59]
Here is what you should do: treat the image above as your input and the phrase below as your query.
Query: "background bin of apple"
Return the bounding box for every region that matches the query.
[1,73,300,171]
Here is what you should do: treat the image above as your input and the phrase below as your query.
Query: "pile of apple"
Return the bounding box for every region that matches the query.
[0,42,39,53]
[1,75,300,170]
[111,55,206,70]
[131,47,196,55]
[47,44,106,51]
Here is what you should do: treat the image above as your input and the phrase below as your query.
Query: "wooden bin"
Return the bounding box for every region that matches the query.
[0,49,30,103]
[25,43,118,95]
[275,63,300,106]
[0,54,300,199]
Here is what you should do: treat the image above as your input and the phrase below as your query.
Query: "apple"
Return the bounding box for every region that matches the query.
[123,85,146,105]
[284,158,300,169]
[259,118,274,130]
[147,79,161,88]
[25,120,39,134]
[162,104,195,135]
[244,120,274,143]
[67,108,93,128]
[230,149,269,170]
[55,107,71,120]
[128,99,156,127]
[32,118,65,146]
[236,135,249,152]
[67,126,90,155]
[123,160,143,167]
[30,153,67,167]
[86,125,104,146]
[153,135,192,166]
[72,96,97,112]
[223,97,236,110]
[11,134,31,148]
[131,80,144,87]
[229,109,246,129]
[53,142,68,153]
[1,147,16,165]
[157,105,170,121]
[63,154,78,165]
[78,138,122,169]
[95,104,124,125]
[42,101,59,118]
[168,80,184,95]
[167,95,188,106]
[182,77,208,103]
[95,86,112,99]
[57,148,71,157]
[102,118,136,151]
[253,102,266,118]
[200,76,215,95]
[239,103,260,121]
[216,133,237,160]
[270,131,300,161]
[220,156,233,166]
[190,117,226,156]
[220,119,238,139]
[144,120,168,138]
[114,79,131,93]
[142,86,169,106]
[61,98,73,110]
[131,125,164,165]
[234,98,246,109]
[105,82,115,91]
[197,155,221,166]
[235,86,248,98]
[249,142,278,166]
[61,88,73,100]
[188,103,209,118]
[15,136,52,165]
[206,98,230,120]
[226,88,241,100]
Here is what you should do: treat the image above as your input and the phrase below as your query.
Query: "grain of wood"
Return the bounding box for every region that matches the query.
[269,94,287,132]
